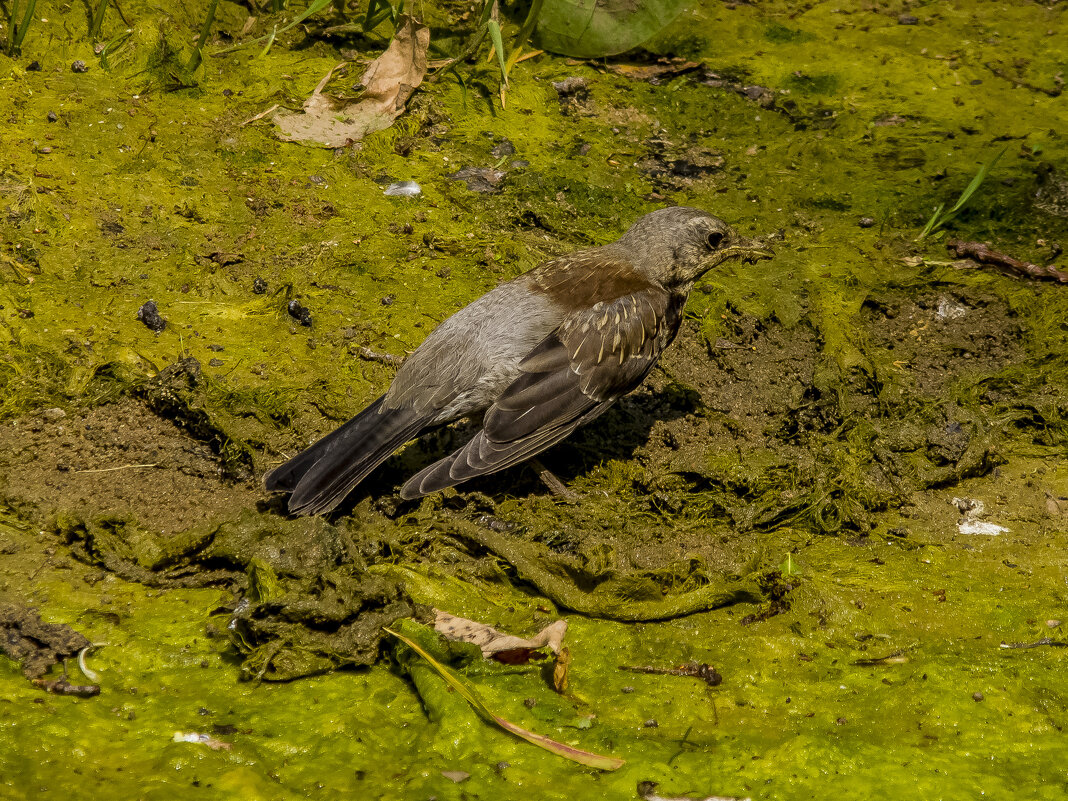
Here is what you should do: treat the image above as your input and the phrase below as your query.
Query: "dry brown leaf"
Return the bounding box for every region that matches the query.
[433,610,567,658]
[274,15,429,147]
[552,646,571,693]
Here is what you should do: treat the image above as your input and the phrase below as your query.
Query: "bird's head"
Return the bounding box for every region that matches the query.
[616,206,773,288]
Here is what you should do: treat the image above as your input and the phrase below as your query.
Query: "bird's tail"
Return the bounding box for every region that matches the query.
[264,396,430,515]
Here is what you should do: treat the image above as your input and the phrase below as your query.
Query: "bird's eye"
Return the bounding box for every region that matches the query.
[706,231,725,250]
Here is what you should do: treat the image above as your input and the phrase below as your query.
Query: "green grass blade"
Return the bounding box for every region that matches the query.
[485,19,508,86]
[943,146,1006,218]
[386,628,625,771]
[505,0,543,74]
[217,0,333,55]
[11,0,38,52]
[89,0,109,39]
[919,202,944,240]
[7,0,20,55]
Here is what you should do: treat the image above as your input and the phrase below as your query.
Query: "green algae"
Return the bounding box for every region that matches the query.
[2,0,1068,798]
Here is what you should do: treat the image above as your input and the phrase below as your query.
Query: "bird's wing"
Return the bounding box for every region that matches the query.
[400,286,676,498]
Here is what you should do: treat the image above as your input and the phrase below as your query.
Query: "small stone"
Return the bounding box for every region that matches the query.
[381,294,395,306]
[252,277,267,294]
[450,166,505,194]
[36,147,52,154]
[208,358,224,367]
[222,88,233,97]
[47,111,58,123]
[972,691,984,702]
[71,60,89,73]
[491,138,516,158]
[137,300,166,332]
[858,217,875,228]
[287,300,312,327]
[898,14,919,24]
[26,61,41,72]
[441,771,469,783]
[523,698,536,708]
[40,408,66,421]
[552,77,588,97]
[643,719,659,728]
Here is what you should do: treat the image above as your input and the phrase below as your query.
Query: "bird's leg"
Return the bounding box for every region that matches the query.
[530,458,579,501]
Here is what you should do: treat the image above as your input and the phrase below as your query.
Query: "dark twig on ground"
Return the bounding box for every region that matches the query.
[948,240,1068,284]
[357,346,404,366]
[619,662,723,687]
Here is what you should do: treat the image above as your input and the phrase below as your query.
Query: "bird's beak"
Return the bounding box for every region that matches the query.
[723,235,774,264]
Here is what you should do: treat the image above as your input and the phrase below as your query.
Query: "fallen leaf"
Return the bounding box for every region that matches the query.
[275,15,429,147]
[434,610,567,658]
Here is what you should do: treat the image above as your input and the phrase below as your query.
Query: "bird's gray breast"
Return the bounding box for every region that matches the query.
[383,276,563,422]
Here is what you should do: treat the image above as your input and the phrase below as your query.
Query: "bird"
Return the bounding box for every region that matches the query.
[265,206,773,515]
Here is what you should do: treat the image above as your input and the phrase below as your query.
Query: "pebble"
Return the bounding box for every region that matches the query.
[287,299,312,327]
[71,60,89,73]
[137,300,166,332]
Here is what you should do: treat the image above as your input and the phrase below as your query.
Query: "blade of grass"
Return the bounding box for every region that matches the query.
[485,19,508,86]
[504,0,542,74]
[386,628,625,771]
[216,0,332,55]
[185,0,220,75]
[98,27,133,69]
[89,0,109,39]
[10,0,38,54]
[917,147,1007,241]
[6,0,20,55]
[918,202,944,240]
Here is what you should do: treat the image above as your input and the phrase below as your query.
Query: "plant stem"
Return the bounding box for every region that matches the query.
[90,0,109,40]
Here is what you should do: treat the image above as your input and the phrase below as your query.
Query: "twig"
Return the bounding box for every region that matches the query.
[619,662,723,687]
[948,240,1068,283]
[357,346,404,366]
[241,103,280,125]
[983,62,1062,97]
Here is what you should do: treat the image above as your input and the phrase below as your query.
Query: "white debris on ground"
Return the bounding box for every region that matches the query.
[384,180,422,196]
[951,497,1009,536]
[936,295,968,320]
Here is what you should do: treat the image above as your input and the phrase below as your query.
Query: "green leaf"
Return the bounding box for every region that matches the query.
[485,19,509,86]
[534,0,690,58]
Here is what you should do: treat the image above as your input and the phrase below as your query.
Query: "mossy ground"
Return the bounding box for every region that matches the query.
[2,1,1067,798]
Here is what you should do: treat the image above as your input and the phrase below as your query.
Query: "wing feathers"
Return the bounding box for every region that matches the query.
[401,286,679,498]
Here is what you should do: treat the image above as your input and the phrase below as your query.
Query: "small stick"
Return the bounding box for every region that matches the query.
[241,103,280,126]
[620,662,723,687]
[948,240,1068,284]
[357,346,404,366]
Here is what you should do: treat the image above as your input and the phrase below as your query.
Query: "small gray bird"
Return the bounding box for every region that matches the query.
[266,207,772,514]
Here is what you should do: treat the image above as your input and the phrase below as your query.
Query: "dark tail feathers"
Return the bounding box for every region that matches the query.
[265,396,429,515]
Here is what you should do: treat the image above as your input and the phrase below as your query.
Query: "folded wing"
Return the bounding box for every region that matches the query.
[400,286,675,499]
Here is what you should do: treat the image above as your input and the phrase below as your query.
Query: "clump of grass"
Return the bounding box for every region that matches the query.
[917,147,1006,241]
[5,0,37,55]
